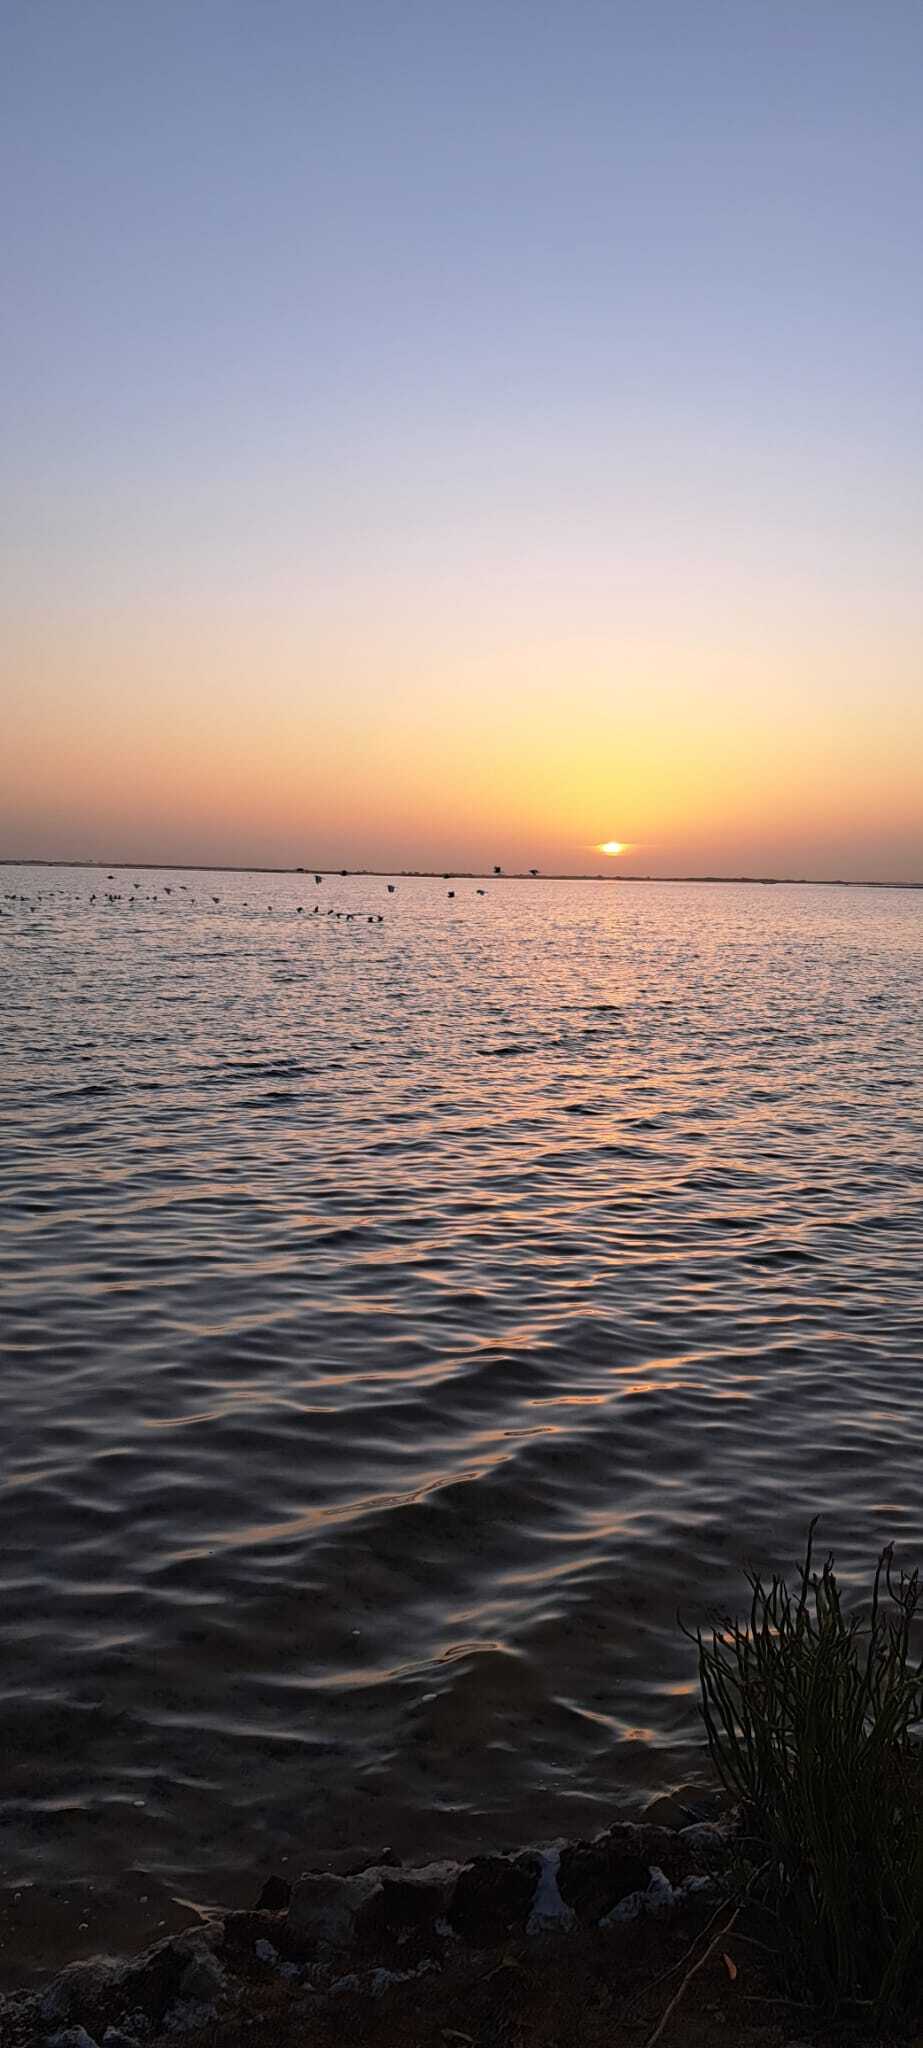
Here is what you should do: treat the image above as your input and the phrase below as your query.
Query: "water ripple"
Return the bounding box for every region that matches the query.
[1,867,922,1940]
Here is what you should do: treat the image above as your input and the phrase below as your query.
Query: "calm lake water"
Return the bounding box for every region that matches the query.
[2,865,922,1969]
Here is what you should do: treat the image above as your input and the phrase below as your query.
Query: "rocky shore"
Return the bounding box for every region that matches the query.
[1,1817,735,2047]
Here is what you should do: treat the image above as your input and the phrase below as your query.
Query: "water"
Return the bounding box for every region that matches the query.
[2,865,922,1971]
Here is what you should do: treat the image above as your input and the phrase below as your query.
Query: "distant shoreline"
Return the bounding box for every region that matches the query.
[1,857,921,891]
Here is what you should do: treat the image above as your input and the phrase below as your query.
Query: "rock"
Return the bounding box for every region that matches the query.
[40,1960,123,2028]
[177,1946,225,2005]
[644,1866,677,1914]
[36,1933,220,2037]
[557,1832,650,1923]
[254,1938,278,1964]
[282,1858,459,1960]
[102,2031,143,2047]
[46,2031,99,2048]
[364,1862,458,1940]
[675,1873,715,1900]
[599,1865,677,1928]
[287,1869,384,1949]
[162,2000,217,2035]
[678,1820,731,1857]
[223,1909,272,1954]
[623,1822,682,1875]
[254,1874,291,1912]
[448,1854,541,1945]
[642,1793,695,1827]
[368,1960,436,1995]
[119,1936,207,2025]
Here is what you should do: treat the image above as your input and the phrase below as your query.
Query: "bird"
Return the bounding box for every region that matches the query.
[448,890,455,898]
[387,884,395,894]
[212,896,219,904]
[297,906,303,914]
[315,874,322,884]
[476,888,485,895]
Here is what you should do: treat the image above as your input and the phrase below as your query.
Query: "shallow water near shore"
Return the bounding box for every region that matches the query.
[2,865,922,1979]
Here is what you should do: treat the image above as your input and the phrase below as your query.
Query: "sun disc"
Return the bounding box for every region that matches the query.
[598,840,627,856]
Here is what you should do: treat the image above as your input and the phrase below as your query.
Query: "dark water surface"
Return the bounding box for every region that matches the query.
[2,866,922,1970]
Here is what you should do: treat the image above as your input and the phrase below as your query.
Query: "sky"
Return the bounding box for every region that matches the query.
[2,0,921,879]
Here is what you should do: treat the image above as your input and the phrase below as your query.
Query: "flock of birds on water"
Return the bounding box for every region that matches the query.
[1,872,497,922]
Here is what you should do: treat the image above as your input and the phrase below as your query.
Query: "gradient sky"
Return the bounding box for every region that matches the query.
[3,0,921,878]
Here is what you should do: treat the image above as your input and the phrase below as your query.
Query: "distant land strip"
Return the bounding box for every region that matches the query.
[2,858,921,890]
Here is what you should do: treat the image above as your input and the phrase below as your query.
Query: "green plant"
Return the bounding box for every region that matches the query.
[692,1524,923,2025]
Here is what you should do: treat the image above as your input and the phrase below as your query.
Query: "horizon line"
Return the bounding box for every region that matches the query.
[2,856,922,892]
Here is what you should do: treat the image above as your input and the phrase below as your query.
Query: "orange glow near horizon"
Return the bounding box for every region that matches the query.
[3,598,923,882]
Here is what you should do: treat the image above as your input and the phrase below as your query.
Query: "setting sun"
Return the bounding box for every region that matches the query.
[598,841,629,856]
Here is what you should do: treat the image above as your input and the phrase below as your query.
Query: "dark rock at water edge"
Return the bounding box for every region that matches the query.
[557,1835,651,1923]
[448,1852,543,1944]
[1,1815,734,2047]
[254,1873,292,1913]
